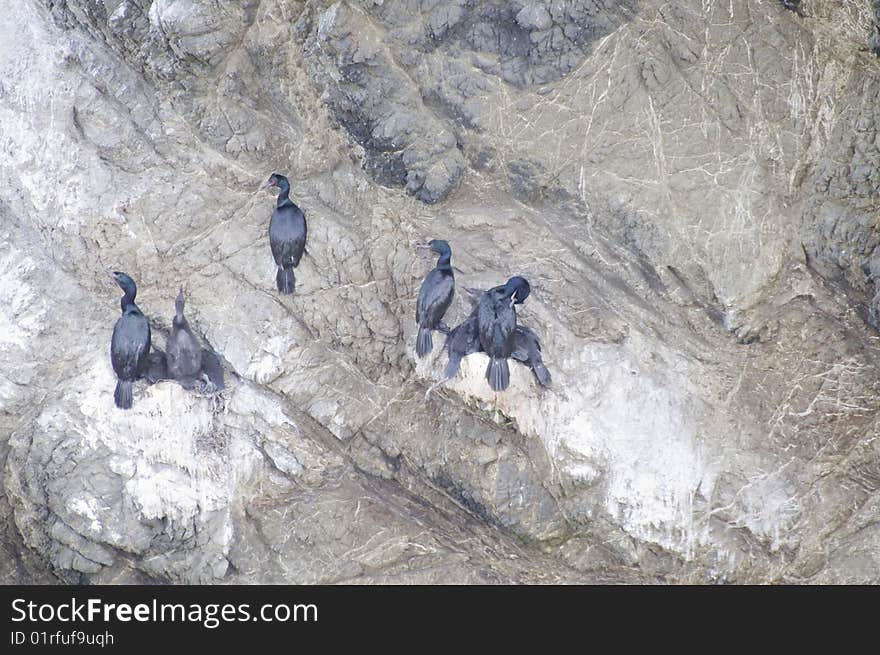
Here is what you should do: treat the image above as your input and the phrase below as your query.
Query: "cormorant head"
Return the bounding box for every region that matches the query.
[428,239,451,256]
[111,271,138,309]
[261,173,289,191]
[504,276,530,306]
[111,271,136,294]
[415,239,451,261]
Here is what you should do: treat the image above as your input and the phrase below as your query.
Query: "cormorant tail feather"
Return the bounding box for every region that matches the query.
[416,326,433,358]
[276,267,295,295]
[114,380,133,409]
[533,363,552,388]
[443,352,463,381]
[487,357,509,392]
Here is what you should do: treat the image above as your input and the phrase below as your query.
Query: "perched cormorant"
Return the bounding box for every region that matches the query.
[477,276,530,392]
[439,281,549,388]
[166,287,203,386]
[512,325,552,387]
[415,239,454,358]
[780,0,806,17]
[110,271,151,409]
[442,320,551,387]
[263,173,307,295]
[199,348,226,392]
[442,311,480,385]
[143,349,168,385]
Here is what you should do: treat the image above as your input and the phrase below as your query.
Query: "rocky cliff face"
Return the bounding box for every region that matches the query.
[1,0,879,584]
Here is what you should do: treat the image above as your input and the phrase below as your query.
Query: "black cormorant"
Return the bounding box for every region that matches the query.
[440,311,478,385]
[110,271,151,409]
[143,349,168,385]
[512,325,552,387]
[439,280,549,388]
[199,348,226,392]
[263,173,307,295]
[415,239,454,358]
[477,276,530,391]
[166,287,203,386]
[780,0,806,17]
[442,319,551,387]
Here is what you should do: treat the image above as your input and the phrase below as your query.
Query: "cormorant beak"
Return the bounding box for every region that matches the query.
[510,292,517,306]
[260,179,275,190]
[414,242,433,252]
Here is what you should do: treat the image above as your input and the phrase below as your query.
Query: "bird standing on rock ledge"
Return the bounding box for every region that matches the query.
[442,312,552,389]
[262,173,307,295]
[477,276,531,392]
[780,0,806,17]
[166,287,203,387]
[415,239,454,358]
[110,271,151,409]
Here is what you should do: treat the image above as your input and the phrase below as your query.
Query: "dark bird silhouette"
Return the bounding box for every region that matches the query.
[512,325,552,387]
[110,271,151,409]
[441,311,480,387]
[440,283,550,389]
[166,287,203,386]
[199,348,226,392]
[415,239,454,358]
[780,0,806,17]
[263,173,307,295]
[163,288,225,393]
[477,276,530,392]
[142,349,168,384]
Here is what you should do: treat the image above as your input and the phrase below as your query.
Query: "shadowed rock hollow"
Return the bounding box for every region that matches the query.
[1,0,879,584]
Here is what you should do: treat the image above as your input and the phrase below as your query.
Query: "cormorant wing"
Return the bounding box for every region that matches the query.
[200,348,226,391]
[416,267,454,326]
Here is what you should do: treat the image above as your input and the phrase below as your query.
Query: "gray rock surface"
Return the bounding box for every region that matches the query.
[1,0,879,584]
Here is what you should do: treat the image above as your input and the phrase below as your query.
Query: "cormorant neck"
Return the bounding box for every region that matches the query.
[436,252,452,270]
[174,296,185,324]
[120,286,136,312]
[276,181,293,208]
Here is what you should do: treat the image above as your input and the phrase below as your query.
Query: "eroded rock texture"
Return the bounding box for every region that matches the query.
[1,0,879,584]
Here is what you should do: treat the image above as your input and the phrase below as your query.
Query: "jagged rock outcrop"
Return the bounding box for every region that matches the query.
[1,0,879,584]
